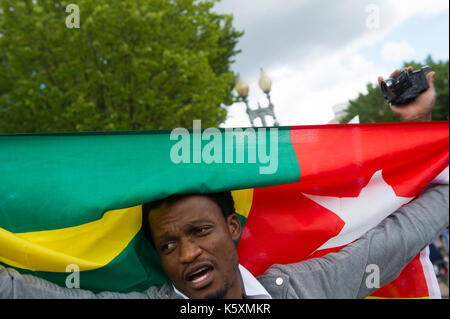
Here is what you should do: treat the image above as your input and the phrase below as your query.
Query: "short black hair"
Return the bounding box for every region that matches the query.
[141,192,236,246]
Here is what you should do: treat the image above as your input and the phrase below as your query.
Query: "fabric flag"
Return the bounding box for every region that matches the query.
[0,121,448,298]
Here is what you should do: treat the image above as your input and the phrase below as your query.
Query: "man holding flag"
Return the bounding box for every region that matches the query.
[0,68,448,299]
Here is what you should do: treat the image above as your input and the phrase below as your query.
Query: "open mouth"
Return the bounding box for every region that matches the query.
[185,265,215,290]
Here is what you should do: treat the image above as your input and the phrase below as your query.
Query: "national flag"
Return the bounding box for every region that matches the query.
[0,122,448,298]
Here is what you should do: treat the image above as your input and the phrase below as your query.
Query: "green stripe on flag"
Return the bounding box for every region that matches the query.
[0,127,300,233]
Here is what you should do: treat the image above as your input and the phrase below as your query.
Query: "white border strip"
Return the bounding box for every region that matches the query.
[420,246,441,299]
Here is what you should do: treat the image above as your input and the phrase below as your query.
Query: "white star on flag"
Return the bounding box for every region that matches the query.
[303,170,414,252]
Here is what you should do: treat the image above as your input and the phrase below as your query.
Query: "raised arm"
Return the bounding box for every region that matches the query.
[263,184,448,298]
[0,265,156,298]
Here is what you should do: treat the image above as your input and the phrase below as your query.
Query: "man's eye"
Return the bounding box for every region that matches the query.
[161,242,176,253]
[195,226,212,235]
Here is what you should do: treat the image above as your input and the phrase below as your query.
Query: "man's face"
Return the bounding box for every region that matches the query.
[148,195,242,299]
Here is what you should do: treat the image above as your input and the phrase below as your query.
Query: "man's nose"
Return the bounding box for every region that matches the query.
[179,238,202,263]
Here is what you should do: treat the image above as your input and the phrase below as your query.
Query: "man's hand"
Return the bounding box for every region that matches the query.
[378,66,436,122]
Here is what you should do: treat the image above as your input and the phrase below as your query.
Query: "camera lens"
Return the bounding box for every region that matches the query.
[381,79,396,99]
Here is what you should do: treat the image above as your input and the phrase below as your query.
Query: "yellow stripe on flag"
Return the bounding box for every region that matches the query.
[0,206,142,272]
[232,189,254,218]
[0,191,253,273]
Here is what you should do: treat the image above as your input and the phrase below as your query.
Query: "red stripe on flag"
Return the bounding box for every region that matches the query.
[290,122,449,197]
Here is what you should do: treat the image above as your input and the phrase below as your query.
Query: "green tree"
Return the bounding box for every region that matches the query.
[0,0,243,133]
[340,56,449,123]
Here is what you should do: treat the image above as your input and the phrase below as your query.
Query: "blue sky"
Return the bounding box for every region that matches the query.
[215,0,449,127]
[359,12,449,70]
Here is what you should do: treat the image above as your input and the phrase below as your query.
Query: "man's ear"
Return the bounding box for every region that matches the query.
[227,213,242,241]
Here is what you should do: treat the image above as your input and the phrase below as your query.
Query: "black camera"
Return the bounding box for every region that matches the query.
[380,66,431,105]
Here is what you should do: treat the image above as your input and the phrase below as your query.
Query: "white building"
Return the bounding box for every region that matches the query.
[328,103,349,124]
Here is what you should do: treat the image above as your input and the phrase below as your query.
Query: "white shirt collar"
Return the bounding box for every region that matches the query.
[238,264,272,299]
[172,264,272,299]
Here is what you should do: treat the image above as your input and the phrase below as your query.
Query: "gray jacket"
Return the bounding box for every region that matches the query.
[1,185,448,299]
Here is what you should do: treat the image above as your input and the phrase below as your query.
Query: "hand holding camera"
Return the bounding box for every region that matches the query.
[378,66,436,122]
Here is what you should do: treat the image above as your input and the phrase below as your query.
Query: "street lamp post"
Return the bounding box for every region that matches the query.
[234,68,279,127]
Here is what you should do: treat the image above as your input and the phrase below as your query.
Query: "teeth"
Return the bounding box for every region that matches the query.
[191,267,207,276]
[188,267,211,283]
[191,272,208,283]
